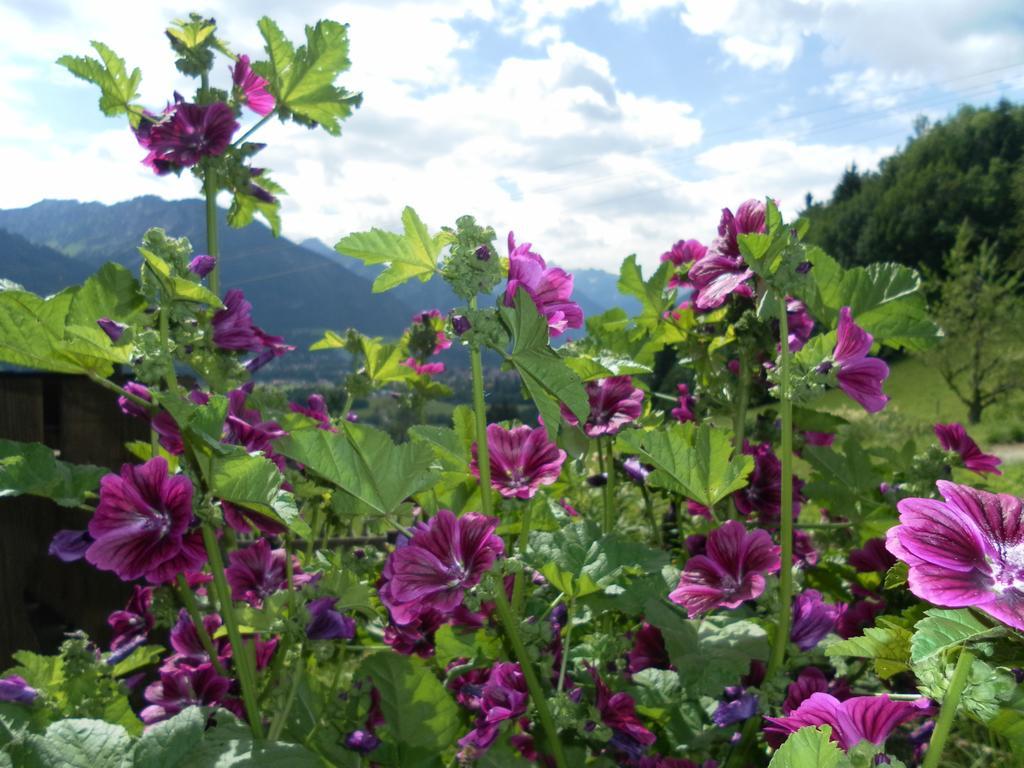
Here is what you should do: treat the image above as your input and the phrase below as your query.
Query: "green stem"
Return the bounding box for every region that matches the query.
[175,575,229,677]
[922,647,975,768]
[641,487,661,546]
[468,297,492,518]
[267,656,304,742]
[305,504,322,560]
[767,297,794,677]
[492,588,568,768]
[87,373,154,411]
[200,524,265,739]
[511,502,533,614]
[203,168,221,298]
[158,306,176,389]
[601,437,615,534]
[734,346,749,454]
[556,596,574,694]
[232,112,275,147]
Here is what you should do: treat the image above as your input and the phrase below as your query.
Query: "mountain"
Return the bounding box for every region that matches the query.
[0,229,94,293]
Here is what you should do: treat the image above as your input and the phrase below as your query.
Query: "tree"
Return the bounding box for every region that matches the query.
[926,220,1024,423]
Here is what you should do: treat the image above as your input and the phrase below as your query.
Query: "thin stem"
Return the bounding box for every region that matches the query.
[556,596,575,694]
[232,112,275,147]
[734,346,749,454]
[601,437,615,534]
[641,487,662,546]
[87,373,154,411]
[267,656,304,742]
[492,587,568,768]
[158,305,176,389]
[305,504,322,560]
[511,502,533,615]
[175,574,229,677]
[203,168,221,298]
[767,297,794,677]
[468,296,492,518]
[922,647,975,768]
[200,524,265,739]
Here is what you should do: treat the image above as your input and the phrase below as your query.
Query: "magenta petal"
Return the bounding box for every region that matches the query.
[836,357,889,413]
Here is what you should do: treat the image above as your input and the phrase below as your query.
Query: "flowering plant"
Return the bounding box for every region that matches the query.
[0,11,1022,768]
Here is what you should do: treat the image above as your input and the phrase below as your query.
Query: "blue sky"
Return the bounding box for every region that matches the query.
[1,0,1023,271]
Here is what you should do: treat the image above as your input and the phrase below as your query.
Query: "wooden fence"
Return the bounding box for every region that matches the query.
[0,373,147,666]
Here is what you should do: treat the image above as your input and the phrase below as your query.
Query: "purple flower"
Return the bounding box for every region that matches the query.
[225,538,312,608]
[212,289,262,351]
[504,232,583,337]
[167,608,229,669]
[136,101,238,175]
[790,590,843,651]
[713,691,758,727]
[849,538,897,573]
[833,307,889,413]
[232,54,275,116]
[225,387,287,467]
[290,394,336,431]
[382,608,445,657]
[671,383,696,423]
[836,595,886,639]
[622,457,651,485]
[306,597,356,640]
[562,376,644,437]
[378,510,504,625]
[764,692,930,751]
[402,357,445,376]
[452,315,471,335]
[221,500,287,537]
[786,298,815,352]
[934,423,1002,475]
[669,520,781,618]
[689,200,765,310]
[0,675,37,704]
[49,528,93,562]
[627,623,670,674]
[187,254,216,277]
[141,663,232,724]
[108,585,154,652]
[661,239,707,289]
[886,480,1024,631]
[97,317,127,342]
[783,667,830,713]
[802,431,835,448]
[458,662,529,753]
[86,457,206,584]
[117,381,153,420]
[471,423,566,500]
[344,730,381,754]
[588,665,657,758]
[733,441,802,524]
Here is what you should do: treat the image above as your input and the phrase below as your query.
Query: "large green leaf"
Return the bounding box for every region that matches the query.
[56,42,142,124]
[0,440,104,507]
[562,350,652,381]
[767,726,847,768]
[256,17,361,135]
[0,290,107,374]
[276,423,438,516]
[131,707,205,768]
[139,249,222,306]
[21,719,132,768]
[335,208,445,292]
[360,653,461,752]
[617,254,672,328]
[644,601,769,697]
[910,608,1007,664]
[184,714,322,766]
[616,422,753,508]
[825,626,911,679]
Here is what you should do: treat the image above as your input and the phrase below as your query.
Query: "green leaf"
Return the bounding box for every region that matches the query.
[131,707,205,768]
[257,17,361,135]
[57,42,142,124]
[206,450,284,519]
[276,422,438,517]
[617,255,672,328]
[910,608,1007,664]
[562,350,652,381]
[227,176,284,238]
[360,653,461,752]
[0,440,104,507]
[22,719,131,768]
[139,249,222,306]
[644,601,769,697]
[335,208,444,292]
[109,645,163,678]
[767,726,847,768]
[185,713,322,766]
[616,422,753,508]
[825,626,911,679]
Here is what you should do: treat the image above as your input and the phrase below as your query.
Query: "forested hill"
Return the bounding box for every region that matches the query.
[801,100,1024,274]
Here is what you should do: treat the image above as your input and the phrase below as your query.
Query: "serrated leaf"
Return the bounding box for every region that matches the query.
[276,422,438,517]
[139,248,222,306]
[562,351,652,381]
[0,440,104,507]
[335,207,443,292]
[616,422,753,508]
[768,726,847,768]
[131,707,205,768]
[257,17,361,135]
[23,719,131,768]
[825,626,911,679]
[910,608,1007,664]
[57,42,142,124]
[360,653,461,751]
[109,645,163,678]
[206,450,284,519]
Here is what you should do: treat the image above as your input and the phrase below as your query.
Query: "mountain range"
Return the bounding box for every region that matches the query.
[0,196,634,379]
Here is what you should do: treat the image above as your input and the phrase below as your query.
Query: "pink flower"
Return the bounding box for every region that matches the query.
[832,307,889,413]
[886,480,1024,631]
[670,383,696,423]
[562,376,644,437]
[790,590,843,651]
[458,662,529,753]
[934,423,1002,475]
[764,692,930,751]
[401,357,445,376]
[86,457,205,583]
[378,510,504,625]
[232,54,275,116]
[660,239,706,289]
[504,232,583,337]
[108,586,154,652]
[289,393,336,431]
[225,538,312,608]
[471,423,566,499]
[669,520,781,618]
[588,665,657,759]
[135,101,238,175]
[141,663,232,724]
[786,298,815,352]
[689,200,765,310]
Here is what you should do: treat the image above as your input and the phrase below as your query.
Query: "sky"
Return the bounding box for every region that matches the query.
[1,0,1023,272]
